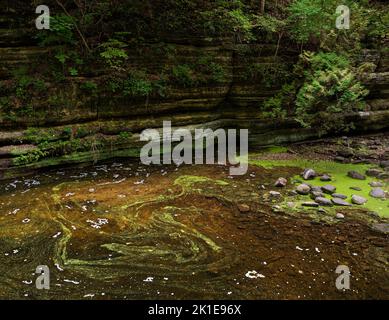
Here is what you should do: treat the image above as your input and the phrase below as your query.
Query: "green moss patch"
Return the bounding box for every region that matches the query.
[249,158,388,217]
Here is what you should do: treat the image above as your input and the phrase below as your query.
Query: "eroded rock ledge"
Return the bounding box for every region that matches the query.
[1,26,389,179]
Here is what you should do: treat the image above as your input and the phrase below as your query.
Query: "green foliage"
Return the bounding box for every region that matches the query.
[244,62,291,88]
[287,0,332,43]
[55,52,68,65]
[196,55,227,84]
[170,56,227,88]
[123,71,153,97]
[286,0,382,52]
[262,51,369,135]
[107,69,165,98]
[53,49,85,78]
[171,65,197,87]
[81,81,98,93]
[366,6,389,42]
[4,67,47,120]
[37,14,76,46]
[68,67,79,76]
[62,127,72,138]
[263,83,296,120]
[228,8,255,42]
[198,0,257,42]
[119,131,132,140]
[14,149,49,166]
[294,52,369,134]
[254,14,286,34]
[99,39,129,68]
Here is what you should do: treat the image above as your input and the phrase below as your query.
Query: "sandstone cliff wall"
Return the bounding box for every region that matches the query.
[0,8,389,179]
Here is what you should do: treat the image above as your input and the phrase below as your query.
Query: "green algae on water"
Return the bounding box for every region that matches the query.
[249,157,388,217]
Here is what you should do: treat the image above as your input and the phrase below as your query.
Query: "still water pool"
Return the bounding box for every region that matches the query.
[0,160,387,299]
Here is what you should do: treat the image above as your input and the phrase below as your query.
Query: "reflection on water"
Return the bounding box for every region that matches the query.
[0,161,387,299]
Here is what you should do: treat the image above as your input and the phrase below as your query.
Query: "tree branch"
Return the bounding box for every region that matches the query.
[55,0,91,53]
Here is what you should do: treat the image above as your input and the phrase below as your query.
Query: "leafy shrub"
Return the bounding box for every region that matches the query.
[81,81,98,92]
[99,39,129,68]
[37,14,76,46]
[107,69,165,98]
[171,65,197,87]
[245,62,291,88]
[196,56,227,84]
[294,52,369,134]
[123,71,153,97]
[263,83,296,120]
[228,9,255,43]
[262,52,369,135]
[68,67,78,76]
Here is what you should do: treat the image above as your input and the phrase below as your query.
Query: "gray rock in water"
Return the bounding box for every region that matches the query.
[369,188,385,199]
[332,198,352,206]
[311,186,322,193]
[269,191,281,197]
[296,184,311,195]
[335,156,346,163]
[315,197,333,206]
[302,168,316,180]
[302,202,319,208]
[320,174,332,181]
[372,223,389,234]
[310,191,325,199]
[332,193,347,200]
[351,195,367,205]
[288,190,298,196]
[322,185,336,194]
[337,149,353,158]
[369,181,384,187]
[336,213,345,219]
[274,177,287,188]
[350,186,362,191]
[347,171,366,180]
[365,169,382,177]
[380,160,389,168]
[378,172,389,179]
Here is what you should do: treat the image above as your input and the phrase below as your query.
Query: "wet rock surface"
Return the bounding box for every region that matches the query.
[302,169,316,180]
[332,193,348,199]
[315,197,333,206]
[296,184,311,195]
[369,181,384,187]
[301,202,319,208]
[348,171,367,180]
[332,198,352,207]
[320,174,332,181]
[274,177,287,188]
[351,195,368,205]
[269,191,281,197]
[310,191,325,199]
[322,185,337,194]
[369,188,386,199]
[366,169,382,177]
